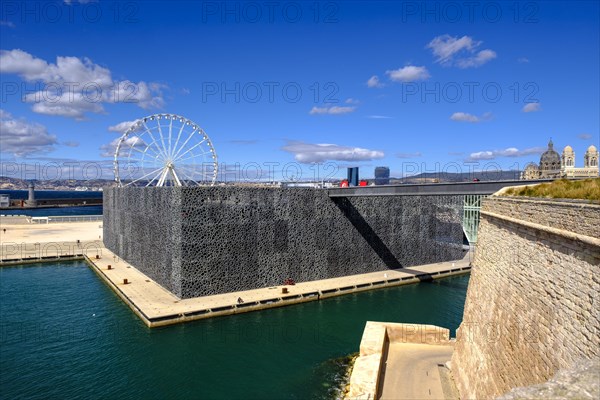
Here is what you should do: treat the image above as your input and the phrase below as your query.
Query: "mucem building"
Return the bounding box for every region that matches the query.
[103,186,464,299]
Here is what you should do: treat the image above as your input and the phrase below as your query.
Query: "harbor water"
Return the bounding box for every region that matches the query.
[0,190,103,217]
[0,261,469,399]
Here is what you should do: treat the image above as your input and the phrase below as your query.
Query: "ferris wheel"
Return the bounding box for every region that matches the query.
[113,114,218,187]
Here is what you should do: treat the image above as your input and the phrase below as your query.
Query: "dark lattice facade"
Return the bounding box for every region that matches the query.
[103,187,464,298]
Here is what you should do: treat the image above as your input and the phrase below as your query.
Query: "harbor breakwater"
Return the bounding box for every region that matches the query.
[103,187,464,298]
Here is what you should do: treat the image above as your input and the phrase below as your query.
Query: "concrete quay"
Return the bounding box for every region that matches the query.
[84,247,471,327]
[0,219,471,327]
[346,322,459,400]
[0,219,104,264]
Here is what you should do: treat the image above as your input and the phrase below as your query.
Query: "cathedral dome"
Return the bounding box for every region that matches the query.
[587,145,597,152]
[563,145,574,154]
[524,162,539,171]
[521,162,540,180]
[540,140,560,168]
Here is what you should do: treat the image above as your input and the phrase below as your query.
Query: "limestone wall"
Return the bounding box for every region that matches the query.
[484,196,600,238]
[104,187,463,298]
[497,358,599,400]
[451,196,600,399]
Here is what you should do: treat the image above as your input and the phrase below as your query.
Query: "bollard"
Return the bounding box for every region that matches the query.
[123,278,128,284]
[282,287,288,294]
[107,265,112,270]
[95,255,100,260]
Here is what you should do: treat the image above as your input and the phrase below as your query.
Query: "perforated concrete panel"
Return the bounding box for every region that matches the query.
[104,187,463,298]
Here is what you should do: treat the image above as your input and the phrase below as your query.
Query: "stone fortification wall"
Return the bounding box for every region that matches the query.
[483,196,600,238]
[497,359,599,400]
[104,187,463,298]
[451,196,600,399]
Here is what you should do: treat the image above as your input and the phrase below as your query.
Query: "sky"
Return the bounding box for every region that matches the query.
[1,0,599,182]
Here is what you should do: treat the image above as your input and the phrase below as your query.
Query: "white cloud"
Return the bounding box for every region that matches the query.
[0,20,16,28]
[367,115,394,119]
[518,57,530,63]
[25,92,104,120]
[427,35,496,68]
[450,112,493,123]
[108,120,142,134]
[468,150,494,160]
[0,49,53,81]
[367,75,383,88]
[455,49,497,68]
[427,35,478,63]
[107,81,166,109]
[522,102,541,113]
[386,66,430,82]
[100,136,147,157]
[345,98,360,104]
[467,146,546,161]
[309,105,356,115]
[0,49,112,85]
[0,109,58,156]
[578,133,592,140]
[0,49,165,119]
[451,112,479,122]
[282,141,384,163]
[63,141,80,147]
[396,152,422,158]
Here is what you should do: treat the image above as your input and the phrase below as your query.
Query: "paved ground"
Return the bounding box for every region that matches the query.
[0,220,103,260]
[378,343,457,400]
[0,220,103,243]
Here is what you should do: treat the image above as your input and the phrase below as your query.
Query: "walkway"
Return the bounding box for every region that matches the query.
[379,343,458,400]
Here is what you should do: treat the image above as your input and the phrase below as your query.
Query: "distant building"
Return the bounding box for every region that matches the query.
[521,162,541,180]
[374,166,390,185]
[25,182,37,207]
[0,194,9,208]
[521,140,599,180]
[347,167,359,186]
[281,181,335,188]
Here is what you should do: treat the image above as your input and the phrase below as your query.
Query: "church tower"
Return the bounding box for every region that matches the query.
[584,145,598,169]
[561,145,575,176]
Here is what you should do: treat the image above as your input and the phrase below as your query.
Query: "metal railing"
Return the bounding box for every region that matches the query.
[463,195,487,244]
[30,215,103,224]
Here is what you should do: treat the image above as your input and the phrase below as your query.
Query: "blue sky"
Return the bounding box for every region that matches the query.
[1,0,599,181]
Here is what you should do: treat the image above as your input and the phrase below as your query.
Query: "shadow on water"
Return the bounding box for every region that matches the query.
[424,275,471,290]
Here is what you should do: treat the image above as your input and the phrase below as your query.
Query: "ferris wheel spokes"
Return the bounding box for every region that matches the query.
[114,114,218,187]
